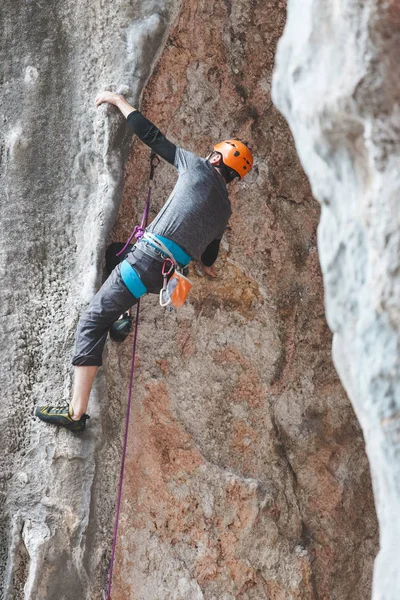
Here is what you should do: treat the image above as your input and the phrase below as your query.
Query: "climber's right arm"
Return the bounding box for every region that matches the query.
[95,92,176,165]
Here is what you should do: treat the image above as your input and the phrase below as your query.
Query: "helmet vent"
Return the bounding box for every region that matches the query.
[234,151,240,157]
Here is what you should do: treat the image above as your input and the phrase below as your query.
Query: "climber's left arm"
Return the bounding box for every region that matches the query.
[95,92,176,165]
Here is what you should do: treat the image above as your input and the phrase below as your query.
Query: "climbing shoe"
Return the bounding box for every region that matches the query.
[35,404,90,433]
[109,312,133,343]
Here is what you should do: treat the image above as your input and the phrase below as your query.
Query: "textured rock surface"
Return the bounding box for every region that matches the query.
[0,1,179,598]
[107,1,378,599]
[273,0,400,598]
[0,0,378,599]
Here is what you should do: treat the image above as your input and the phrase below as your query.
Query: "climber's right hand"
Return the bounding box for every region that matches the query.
[200,263,218,278]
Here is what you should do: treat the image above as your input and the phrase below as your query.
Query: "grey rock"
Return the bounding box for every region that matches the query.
[0,0,379,598]
[273,1,400,598]
[0,1,179,598]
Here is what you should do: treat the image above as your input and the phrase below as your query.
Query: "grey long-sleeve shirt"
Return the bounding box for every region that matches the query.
[127,111,231,262]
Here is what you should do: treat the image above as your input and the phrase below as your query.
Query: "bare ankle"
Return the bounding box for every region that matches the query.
[69,404,83,421]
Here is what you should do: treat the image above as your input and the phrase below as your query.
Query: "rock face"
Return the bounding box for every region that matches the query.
[0,0,378,599]
[108,1,378,599]
[0,1,179,599]
[273,1,400,599]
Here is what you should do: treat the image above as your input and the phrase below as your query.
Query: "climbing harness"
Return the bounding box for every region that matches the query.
[118,224,194,309]
[103,152,158,600]
[142,232,193,308]
[140,231,192,267]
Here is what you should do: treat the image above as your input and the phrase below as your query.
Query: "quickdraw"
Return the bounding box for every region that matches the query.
[160,258,175,307]
[160,263,193,308]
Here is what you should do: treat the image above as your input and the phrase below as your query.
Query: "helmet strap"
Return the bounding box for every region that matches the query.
[215,163,240,184]
[208,150,240,183]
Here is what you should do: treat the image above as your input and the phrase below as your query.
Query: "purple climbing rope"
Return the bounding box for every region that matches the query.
[106,299,141,600]
[106,152,159,600]
[116,153,159,255]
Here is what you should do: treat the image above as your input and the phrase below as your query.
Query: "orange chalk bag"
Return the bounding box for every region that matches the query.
[160,258,193,308]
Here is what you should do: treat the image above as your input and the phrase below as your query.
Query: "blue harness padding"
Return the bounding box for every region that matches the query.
[120,260,147,299]
[143,233,192,267]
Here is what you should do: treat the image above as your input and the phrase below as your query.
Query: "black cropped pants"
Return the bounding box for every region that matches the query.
[71,244,165,367]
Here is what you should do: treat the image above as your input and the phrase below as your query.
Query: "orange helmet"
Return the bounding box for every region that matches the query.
[213,139,253,179]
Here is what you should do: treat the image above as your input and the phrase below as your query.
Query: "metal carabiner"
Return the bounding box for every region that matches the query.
[150,152,161,180]
[162,258,174,277]
[160,259,175,308]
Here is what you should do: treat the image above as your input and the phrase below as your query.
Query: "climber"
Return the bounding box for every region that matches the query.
[35,91,253,432]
